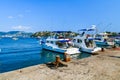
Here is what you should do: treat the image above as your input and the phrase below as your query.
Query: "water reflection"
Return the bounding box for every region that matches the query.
[41,50,91,60]
[77,52,91,59]
[0,49,91,73]
[40,50,64,63]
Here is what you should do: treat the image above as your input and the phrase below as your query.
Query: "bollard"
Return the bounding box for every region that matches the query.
[56,55,60,62]
[64,53,71,62]
[55,55,60,67]
[54,55,68,68]
[101,48,104,52]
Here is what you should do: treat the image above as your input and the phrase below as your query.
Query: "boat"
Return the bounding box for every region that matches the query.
[12,37,18,40]
[72,28,101,54]
[114,38,120,46]
[0,48,1,52]
[94,33,115,47]
[40,31,80,55]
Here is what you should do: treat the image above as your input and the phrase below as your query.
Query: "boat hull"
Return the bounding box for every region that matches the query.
[42,45,80,55]
[79,47,101,54]
[95,41,109,46]
[42,45,66,53]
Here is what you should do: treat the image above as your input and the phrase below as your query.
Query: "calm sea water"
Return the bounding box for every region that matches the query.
[0,38,91,73]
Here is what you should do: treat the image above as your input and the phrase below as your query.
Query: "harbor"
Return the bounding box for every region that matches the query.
[0,48,120,80]
[0,0,120,80]
[0,29,120,80]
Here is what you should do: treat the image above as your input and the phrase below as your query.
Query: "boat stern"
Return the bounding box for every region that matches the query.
[92,47,101,53]
[65,47,80,55]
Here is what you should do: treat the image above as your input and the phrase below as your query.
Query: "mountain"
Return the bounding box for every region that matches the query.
[0,31,33,38]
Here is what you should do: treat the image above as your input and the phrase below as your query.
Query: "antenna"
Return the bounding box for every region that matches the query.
[96,22,103,33]
[103,23,112,32]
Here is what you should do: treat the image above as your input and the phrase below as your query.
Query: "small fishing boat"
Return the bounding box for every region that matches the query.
[114,38,120,46]
[72,28,101,54]
[12,37,18,40]
[94,33,115,47]
[40,31,80,55]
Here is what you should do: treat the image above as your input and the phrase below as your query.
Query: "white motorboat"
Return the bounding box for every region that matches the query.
[12,37,18,40]
[0,48,1,52]
[40,31,80,55]
[72,28,101,54]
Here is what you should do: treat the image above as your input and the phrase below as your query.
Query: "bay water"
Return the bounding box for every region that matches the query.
[0,38,91,73]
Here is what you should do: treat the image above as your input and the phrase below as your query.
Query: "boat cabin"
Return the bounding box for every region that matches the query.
[73,35,95,48]
[45,39,71,49]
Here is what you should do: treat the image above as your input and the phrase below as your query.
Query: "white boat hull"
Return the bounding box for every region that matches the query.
[42,45,80,55]
[42,45,66,53]
[65,48,80,55]
[79,47,101,54]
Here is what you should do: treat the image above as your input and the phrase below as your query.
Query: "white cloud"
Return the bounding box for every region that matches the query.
[8,16,14,19]
[8,14,24,19]
[12,25,31,31]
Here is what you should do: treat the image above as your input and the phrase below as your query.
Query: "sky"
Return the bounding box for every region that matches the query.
[0,0,120,32]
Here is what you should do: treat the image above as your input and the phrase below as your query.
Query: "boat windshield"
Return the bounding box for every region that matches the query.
[84,39,95,48]
[56,41,69,49]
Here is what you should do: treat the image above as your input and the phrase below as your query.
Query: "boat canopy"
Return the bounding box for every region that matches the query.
[79,28,95,31]
[59,39,70,42]
[88,37,101,40]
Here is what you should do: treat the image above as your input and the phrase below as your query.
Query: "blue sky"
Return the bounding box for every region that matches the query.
[0,0,120,32]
